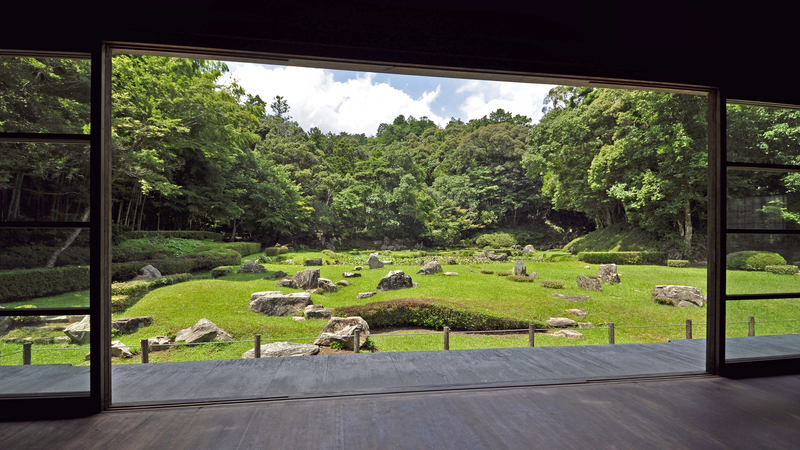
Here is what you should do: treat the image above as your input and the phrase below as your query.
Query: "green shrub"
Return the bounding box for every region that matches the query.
[110,249,239,282]
[211,266,234,278]
[765,265,799,275]
[0,266,90,302]
[329,341,345,351]
[507,275,536,282]
[475,233,517,249]
[279,246,289,254]
[193,242,261,257]
[110,273,193,312]
[335,299,530,331]
[121,231,222,242]
[541,281,564,289]
[189,249,241,270]
[496,271,512,277]
[265,247,280,257]
[10,305,41,324]
[577,251,666,265]
[727,251,787,271]
[0,245,90,270]
[667,260,690,268]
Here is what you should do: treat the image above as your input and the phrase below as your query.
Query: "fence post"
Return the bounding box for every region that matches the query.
[443,326,450,350]
[140,339,149,364]
[686,319,692,340]
[529,323,535,347]
[749,316,755,337]
[22,342,32,365]
[608,322,615,345]
[354,330,360,353]
[254,334,261,358]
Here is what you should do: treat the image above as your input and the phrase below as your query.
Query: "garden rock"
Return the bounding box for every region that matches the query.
[513,260,527,276]
[293,268,320,290]
[652,285,706,307]
[444,272,459,276]
[175,318,232,344]
[276,277,297,288]
[304,305,334,320]
[343,272,361,278]
[286,260,295,265]
[599,264,620,284]
[336,280,351,286]
[552,294,590,303]
[488,253,508,261]
[522,245,536,255]
[552,329,584,339]
[417,260,442,275]
[64,315,91,344]
[238,261,268,273]
[293,317,305,322]
[304,258,322,266]
[354,266,363,271]
[546,317,578,328]
[0,308,11,336]
[317,278,339,293]
[69,315,87,323]
[358,292,377,299]
[267,270,287,279]
[46,316,69,323]
[242,342,320,359]
[448,259,457,265]
[147,336,171,351]
[111,316,153,334]
[368,254,384,269]
[249,291,312,316]
[377,270,414,291]
[382,260,394,265]
[134,264,162,281]
[111,340,133,358]
[577,274,602,292]
[566,308,588,319]
[313,316,370,349]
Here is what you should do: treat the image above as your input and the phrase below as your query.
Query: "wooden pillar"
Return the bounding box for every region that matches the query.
[686,319,693,340]
[529,323,535,347]
[140,339,149,364]
[443,326,450,350]
[608,322,615,345]
[749,316,755,337]
[22,342,32,365]
[354,330,360,353]
[254,334,261,358]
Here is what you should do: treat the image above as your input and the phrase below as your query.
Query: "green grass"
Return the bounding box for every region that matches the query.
[2,290,90,308]
[4,249,800,366]
[563,223,664,253]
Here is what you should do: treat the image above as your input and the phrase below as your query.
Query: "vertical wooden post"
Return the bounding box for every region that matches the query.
[748,316,755,337]
[608,322,615,345]
[140,339,149,364]
[22,342,32,365]
[254,334,261,358]
[686,319,693,340]
[443,326,450,350]
[529,323,535,347]
[354,330,360,353]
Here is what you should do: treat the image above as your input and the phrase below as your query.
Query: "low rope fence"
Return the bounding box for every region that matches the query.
[3,316,799,365]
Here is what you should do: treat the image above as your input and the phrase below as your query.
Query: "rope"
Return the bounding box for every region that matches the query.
[0,350,24,358]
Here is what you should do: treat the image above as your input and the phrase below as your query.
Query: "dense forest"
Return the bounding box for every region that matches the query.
[3,56,800,259]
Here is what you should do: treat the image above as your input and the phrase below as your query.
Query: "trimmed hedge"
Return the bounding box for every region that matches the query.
[577,251,666,265]
[335,298,531,331]
[507,275,537,282]
[475,233,517,248]
[667,260,690,268]
[211,266,234,278]
[0,245,90,270]
[765,265,799,275]
[121,230,222,241]
[264,247,280,257]
[193,242,261,257]
[726,251,786,271]
[111,273,194,297]
[279,246,289,254]
[541,281,564,289]
[110,249,241,281]
[0,266,90,302]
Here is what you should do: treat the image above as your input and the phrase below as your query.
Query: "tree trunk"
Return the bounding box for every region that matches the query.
[46,207,90,268]
[229,218,238,242]
[684,201,693,252]
[7,172,23,220]
[137,195,146,231]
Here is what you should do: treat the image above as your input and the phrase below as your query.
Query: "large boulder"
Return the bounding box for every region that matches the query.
[377,270,413,291]
[367,253,384,269]
[317,278,339,293]
[276,277,297,288]
[111,340,134,358]
[242,342,320,359]
[134,264,162,281]
[522,245,536,255]
[304,305,334,320]
[293,268,320,290]
[111,316,153,334]
[64,315,91,344]
[304,258,322,266]
[249,291,312,316]
[267,270,288,279]
[175,318,232,345]
[313,316,370,349]
[652,285,706,307]
[488,253,508,261]
[599,264,621,284]
[238,261,267,273]
[577,274,602,292]
[513,260,527,276]
[417,260,443,275]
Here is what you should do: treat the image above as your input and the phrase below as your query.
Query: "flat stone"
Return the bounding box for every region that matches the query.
[112,316,153,334]
[293,317,306,322]
[242,342,320,359]
[45,316,70,324]
[358,292,377,299]
[111,340,134,358]
[336,280,351,286]
[305,307,334,320]
[444,272,459,276]
[546,317,578,328]
[354,266,363,271]
[566,308,588,319]
[249,291,312,316]
[577,274,602,292]
[147,336,171,351]
[551,329,585,339]
[652,285,706,307]
[552,293,591,303]
[54,336,71,344]
[34,337,55,344]
[343,272,361,278]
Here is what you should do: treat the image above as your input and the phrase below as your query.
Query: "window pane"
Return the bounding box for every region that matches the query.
[727,168,800,230]
[726,298,800,361]
[0,143,90,222]
[0,228,90,308]
[0,57,90,134]
[727,104,800,164]
[726,233,800,295]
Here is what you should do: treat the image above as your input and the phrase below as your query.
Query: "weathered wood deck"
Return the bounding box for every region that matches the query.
[3,335,799,404]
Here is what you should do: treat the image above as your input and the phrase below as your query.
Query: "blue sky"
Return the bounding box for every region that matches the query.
[223,62,555,136]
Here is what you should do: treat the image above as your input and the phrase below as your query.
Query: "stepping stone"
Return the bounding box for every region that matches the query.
[546,317,578,328]
[566,308,588,319]
[552,293,590,303]
[551,329,584,339]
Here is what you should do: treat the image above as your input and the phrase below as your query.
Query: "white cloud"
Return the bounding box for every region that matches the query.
[456,80,555,124]
[225,65,447,136]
